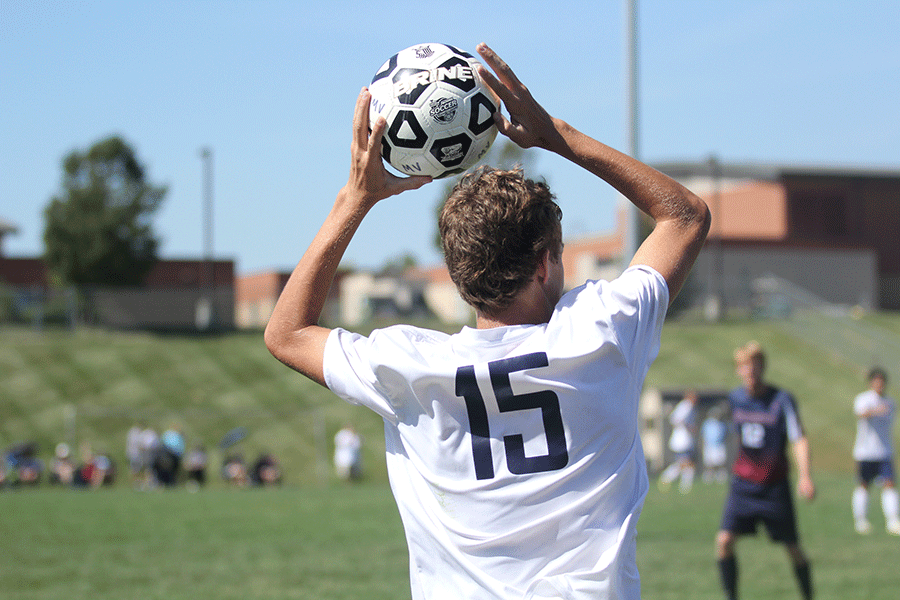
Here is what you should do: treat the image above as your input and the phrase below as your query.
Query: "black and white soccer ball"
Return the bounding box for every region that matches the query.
[369,43,500,179]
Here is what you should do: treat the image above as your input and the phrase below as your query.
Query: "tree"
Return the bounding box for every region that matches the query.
[43,136,167,286]
[379,252,418,276]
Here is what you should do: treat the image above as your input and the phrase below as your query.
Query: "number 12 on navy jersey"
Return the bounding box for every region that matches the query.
[455,352,569,480]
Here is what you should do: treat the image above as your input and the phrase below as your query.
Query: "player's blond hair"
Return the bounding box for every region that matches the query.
[439,166,562,317]
[734,341,766,368]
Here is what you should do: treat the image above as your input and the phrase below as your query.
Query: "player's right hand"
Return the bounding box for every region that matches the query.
[343,88,431,208]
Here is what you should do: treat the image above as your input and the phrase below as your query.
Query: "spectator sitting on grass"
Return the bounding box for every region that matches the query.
[49,442,76,486]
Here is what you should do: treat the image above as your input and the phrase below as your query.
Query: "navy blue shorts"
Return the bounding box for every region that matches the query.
[673,450,697,463]
[857,459,896,485]
[720,476,798,544]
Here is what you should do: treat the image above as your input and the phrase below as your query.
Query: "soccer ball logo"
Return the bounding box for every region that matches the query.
[369,43,500,179]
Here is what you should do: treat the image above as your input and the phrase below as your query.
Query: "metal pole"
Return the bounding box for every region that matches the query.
[623,0,642,266]
[200,147,214,288]
[704,154,723,321]
[196,148,214,330]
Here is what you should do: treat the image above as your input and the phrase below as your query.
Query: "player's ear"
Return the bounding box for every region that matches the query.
[535,249,551,283]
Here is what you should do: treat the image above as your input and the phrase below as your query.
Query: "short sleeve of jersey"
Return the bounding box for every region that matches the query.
[584,265,669,374]
[782,393,804,442]
[323,325,452,424]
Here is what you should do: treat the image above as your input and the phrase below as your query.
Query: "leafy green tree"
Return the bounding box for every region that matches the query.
[379,252,418,276]
[43,136,167,286]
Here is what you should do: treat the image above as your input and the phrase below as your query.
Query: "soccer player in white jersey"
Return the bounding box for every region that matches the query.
[265,43,710,600]
[659,390,699,493]
[851,367,899,535]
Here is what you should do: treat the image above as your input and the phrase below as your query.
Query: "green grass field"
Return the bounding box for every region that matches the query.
[2,473,897,599]
[2,313,900,598]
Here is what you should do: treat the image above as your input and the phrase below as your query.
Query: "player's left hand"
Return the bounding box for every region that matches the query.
[797,476,816,502]
[343,88,431,207]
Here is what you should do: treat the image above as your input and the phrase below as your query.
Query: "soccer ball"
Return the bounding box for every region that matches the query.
[369,43,500,179]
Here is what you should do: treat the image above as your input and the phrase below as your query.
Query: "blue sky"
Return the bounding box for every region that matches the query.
[2,0,898,275]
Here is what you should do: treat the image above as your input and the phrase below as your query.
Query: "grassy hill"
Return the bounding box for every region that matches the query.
[2,311,899,485]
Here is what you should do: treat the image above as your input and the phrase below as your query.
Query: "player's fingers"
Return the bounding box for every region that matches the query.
[395,174,432,193]
[491,110,516,138]
[352,88,371,150]
[490,111,533,148]
[477,43,525,92]
[368,115,387,154]
[476,63,516,108]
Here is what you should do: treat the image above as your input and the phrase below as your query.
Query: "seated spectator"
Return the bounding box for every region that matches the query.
[49,442,77,486]
[155,425,185,488]
[251,452,282,487]
[184,444,208,491]
[74,443,115,489]
[222,453,248,488]
[138,425,160,490]
[5,441,43,487]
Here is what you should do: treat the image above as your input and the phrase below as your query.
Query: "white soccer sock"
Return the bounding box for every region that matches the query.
[660,463,680,484]
[680,466,695,492]
[882,487,899,522]
[852,486,869,521]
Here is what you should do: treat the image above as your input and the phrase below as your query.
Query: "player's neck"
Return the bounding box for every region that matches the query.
[476,310,547,329]
[476,279,553,329]
[746,381,768,398]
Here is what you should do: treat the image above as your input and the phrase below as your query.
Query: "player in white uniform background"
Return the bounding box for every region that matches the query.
[659,391,699,493]
[851,367,899,535]
[265,43,710,600]
[333,424,363,481]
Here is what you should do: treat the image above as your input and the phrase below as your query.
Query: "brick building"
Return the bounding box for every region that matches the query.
[0,255,235,331]
[659,162,900,311]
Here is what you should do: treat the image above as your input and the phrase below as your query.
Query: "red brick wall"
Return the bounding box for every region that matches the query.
[0,257,234,289]
[0,258,49,287]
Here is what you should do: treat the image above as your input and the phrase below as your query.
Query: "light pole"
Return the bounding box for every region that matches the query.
[196,147,214,330]
[623,0,642,267]
[705,154,724,321]
[200,147,214,288]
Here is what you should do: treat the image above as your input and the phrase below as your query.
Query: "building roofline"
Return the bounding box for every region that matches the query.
[652,160,900,181]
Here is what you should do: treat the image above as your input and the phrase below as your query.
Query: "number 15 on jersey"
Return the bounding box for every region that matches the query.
[455,352,569,480]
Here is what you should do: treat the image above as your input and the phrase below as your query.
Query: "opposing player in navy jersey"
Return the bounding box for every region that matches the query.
[716,341,815,600]
[266,43,709,599]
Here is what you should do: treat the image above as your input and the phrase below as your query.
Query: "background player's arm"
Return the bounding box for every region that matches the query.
[476,43,710,303]
[857,399,889,418]
[264,89,430,386]
[792,436,816,501]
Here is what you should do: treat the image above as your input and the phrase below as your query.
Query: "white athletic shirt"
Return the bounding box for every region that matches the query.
[667,398,697,454]
[324,265,669,600]
[853,389,896,461]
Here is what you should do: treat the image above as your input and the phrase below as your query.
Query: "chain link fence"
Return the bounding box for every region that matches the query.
[752,273,900,371]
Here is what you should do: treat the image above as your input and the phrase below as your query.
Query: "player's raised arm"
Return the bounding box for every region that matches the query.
[264,89,431,386]
[476,43,710,303]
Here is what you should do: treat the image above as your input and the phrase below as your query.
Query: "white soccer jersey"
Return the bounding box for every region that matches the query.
[853,389,896,461]
[324,266,669,600]
[668,398,697,453]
